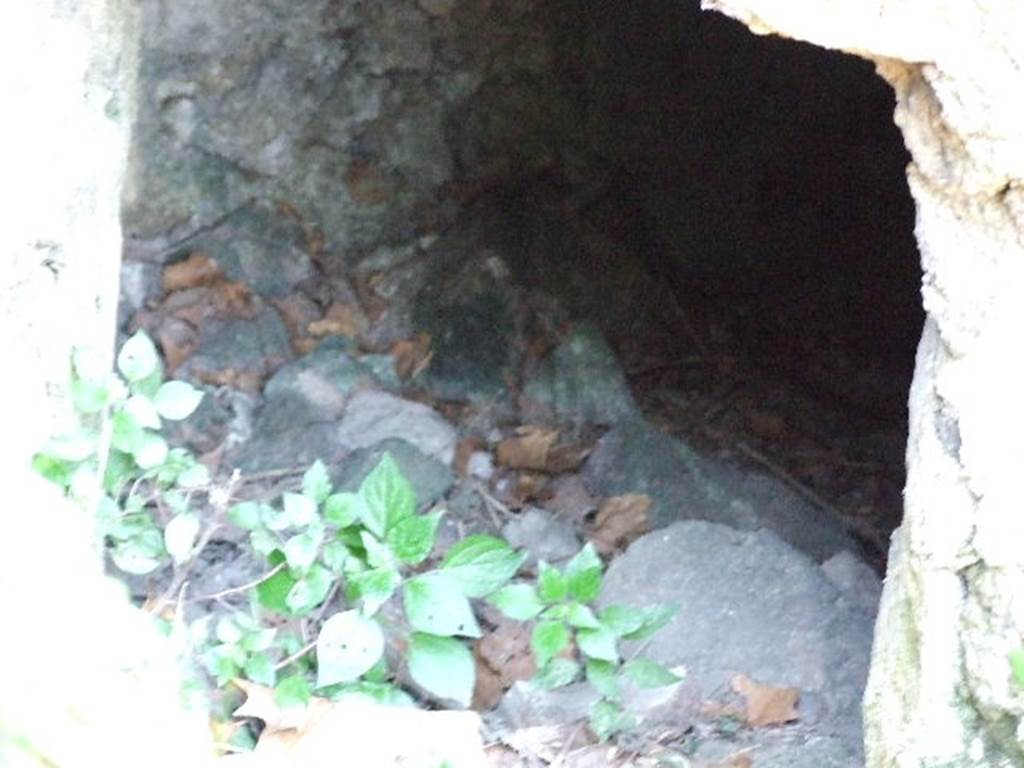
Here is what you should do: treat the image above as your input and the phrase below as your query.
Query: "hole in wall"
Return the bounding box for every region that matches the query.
[118,0,921,756]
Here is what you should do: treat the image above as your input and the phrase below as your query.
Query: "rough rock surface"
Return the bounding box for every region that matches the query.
[521,323,639,428]
[600,521,879,764]
[584,419,856,561]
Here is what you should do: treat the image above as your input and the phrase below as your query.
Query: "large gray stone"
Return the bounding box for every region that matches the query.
[336,390,458,465]
[583,419,856,561]
[599,521,877,760]
[521,322,639,428]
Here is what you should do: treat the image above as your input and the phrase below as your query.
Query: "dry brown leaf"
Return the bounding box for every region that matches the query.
[496,426,560,471]
[231,679,331,733]
[731,674,800,727]
[162,252,223,293]
[478,620,536,687]
[454,437,483,478]
[308,300,368,339]
[589,494,651,555]
[545,440,594,473]
[512,472,548,502]
[391,332,433,381]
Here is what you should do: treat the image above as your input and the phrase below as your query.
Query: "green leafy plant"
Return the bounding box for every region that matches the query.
[219,454,527,709]
[33,331,208,574]
[488,545,680,740]
[36,333,681,743]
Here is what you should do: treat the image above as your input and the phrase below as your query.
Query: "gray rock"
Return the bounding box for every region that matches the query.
[600,521,875,759]
[501,508,580,567]
[583,419,855,561]
[260,339,376,427]
[176,304,291,385]
[332,439,454,509]
[692,731,862,768]
[412,252,518,406]
[522,323,639,427]
[188,200,315,298]
[336,390,457,465]
[822,550,883,616]
[230,423,343,475]
[358,353,402,390]
[494,681,599,730]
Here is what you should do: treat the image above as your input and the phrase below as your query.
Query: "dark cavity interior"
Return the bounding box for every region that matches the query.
[123,0,921,565]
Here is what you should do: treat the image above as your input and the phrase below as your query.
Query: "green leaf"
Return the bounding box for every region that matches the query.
[133,432,168,470]
[567,603,601,629]
[44,430,97,462]
[285,565,333,615]
[346,567,401,615]
[283,529,323,574]
[153,380,204,421]
[282,492,317,528]
[621,604,678,642]
[1010,648,1024,687]
[216,617,243,645]
[440,535,526,598]
[32,453,76,488]
[322,540,350,573]
[250,528,280,556]
[359,453,415,536]
[622,658,682,688]
[70,375,112,414]
[302,460,333,504]
[229,502,263,530]
[407,633,475,707]
[531,620,570,670]
[316,610,385,688]
[597,604,647,637]
[244,653,277,686]
[110,532,166,575]
[589,699,635,742]
[385,510,442,565]
[257,552,297,613]
[361,531,396,570]
[164,513,200,564]
[404,573,481,638]
[488,583,544,621]
[536,561,568,603]
[275,675,312,708]
[324,493,365,528]
[103,450,136,493]
[123,394,162,429]
[117,331,161,383]
[533,657,580,690]
[565,544,603,603]
[576,626,619,663]
[176,462,210,489]
[241,628,278,654]
[585,659,620,700]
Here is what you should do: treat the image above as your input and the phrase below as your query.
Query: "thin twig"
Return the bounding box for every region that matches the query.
[275,638,318,672]
[734,441,843,518]
[471,481,513,530]
[188,561,286,603]
[237,466,309,484]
